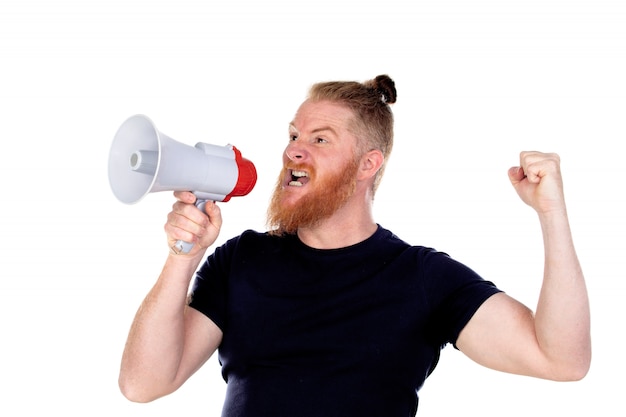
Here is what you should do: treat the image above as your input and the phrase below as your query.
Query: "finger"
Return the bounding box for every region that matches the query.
[178,201,209,228]
[173,190,197,203]
[166,201,208,239]
[524,166,542,184]
[520,152,561,184]
[203,201,223,230]
[165,217,206,250]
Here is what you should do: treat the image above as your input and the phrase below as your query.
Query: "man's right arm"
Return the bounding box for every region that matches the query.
[118,192,224,402]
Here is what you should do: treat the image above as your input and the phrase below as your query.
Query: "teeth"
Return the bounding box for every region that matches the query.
[288,170,308,187]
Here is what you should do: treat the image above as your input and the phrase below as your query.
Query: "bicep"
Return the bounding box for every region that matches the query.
[455,292,552,379]
[174,306,223,388]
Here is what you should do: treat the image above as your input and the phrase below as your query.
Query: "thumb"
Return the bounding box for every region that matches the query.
[508,166,525,184]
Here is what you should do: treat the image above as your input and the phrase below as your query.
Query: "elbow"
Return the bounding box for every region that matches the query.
[550,351,592,382]
[542,333,592,382]
[567,344,592,381]
[119,389,152,404]
[118,374,165,404]
[556,365,590,382]
[118,378,150,403]
[564,357,592,382]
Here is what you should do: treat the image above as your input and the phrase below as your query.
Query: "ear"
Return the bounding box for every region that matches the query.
[357,149,384,181]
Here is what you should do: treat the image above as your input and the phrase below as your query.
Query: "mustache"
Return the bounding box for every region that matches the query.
[284,162,314,172]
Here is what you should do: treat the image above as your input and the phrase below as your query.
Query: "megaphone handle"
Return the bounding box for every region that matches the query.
[173,198,208,254]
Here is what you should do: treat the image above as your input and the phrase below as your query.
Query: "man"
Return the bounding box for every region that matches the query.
[118,75,591,416]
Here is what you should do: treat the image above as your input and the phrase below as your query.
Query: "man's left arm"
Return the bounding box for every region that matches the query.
[456,151,591,381]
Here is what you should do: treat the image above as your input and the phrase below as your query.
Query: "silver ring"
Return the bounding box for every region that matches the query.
[169,243,183,255]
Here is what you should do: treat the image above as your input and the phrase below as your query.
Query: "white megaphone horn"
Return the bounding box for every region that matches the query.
[108,114,257,253]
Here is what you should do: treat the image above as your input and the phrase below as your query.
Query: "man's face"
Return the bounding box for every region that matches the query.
[267,99,362,235]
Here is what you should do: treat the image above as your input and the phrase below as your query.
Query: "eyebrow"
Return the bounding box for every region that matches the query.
[288,123,338,137]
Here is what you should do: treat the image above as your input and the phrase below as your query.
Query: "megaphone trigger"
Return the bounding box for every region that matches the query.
[195,198,209,214]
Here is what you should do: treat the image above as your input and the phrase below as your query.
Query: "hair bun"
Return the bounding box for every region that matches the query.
[371,74,397,105]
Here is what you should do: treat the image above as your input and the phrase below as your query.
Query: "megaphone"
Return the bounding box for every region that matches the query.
[108,114,257,253]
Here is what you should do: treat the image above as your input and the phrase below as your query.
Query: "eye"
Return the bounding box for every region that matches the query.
[289,134,298,142]
[315,137,328,144]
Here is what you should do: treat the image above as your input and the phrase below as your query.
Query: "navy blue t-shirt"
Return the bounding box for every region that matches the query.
[189,225,501,417]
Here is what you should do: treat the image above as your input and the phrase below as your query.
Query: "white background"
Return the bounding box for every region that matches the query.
[1,0,624,415]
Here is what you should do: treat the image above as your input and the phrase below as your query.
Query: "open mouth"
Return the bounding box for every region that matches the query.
[288,169,309,187]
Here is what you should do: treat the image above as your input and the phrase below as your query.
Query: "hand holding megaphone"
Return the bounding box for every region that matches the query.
[168,192,223,255]
[108,114,257,254]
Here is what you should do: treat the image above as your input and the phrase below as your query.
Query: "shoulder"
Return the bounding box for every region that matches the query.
[217,229,278,250]
[380,225,499,294]
[211,229,296,262]
[375,225,450,264]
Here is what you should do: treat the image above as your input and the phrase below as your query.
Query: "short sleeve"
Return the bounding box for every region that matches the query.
[420,250,502,347]
[188,236,240,331]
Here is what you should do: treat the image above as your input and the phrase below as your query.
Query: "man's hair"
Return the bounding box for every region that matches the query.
[307,74,397,194]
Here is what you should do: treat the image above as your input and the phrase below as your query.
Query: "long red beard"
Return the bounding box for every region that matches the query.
[267,157,360,236]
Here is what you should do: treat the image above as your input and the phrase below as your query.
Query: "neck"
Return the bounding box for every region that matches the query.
[296,195,377,249]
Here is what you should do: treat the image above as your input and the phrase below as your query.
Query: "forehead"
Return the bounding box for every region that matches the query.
[290,99,355,133]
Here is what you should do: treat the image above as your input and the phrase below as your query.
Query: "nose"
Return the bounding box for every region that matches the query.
[285,141,307,161]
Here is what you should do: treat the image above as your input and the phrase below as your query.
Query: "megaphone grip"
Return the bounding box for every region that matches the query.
[172,198,208,254]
